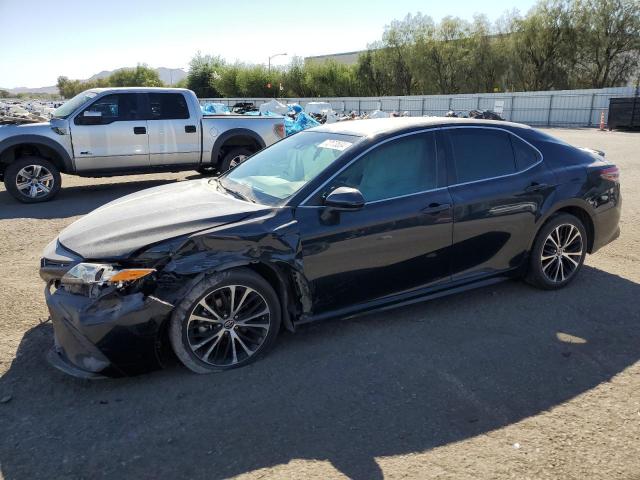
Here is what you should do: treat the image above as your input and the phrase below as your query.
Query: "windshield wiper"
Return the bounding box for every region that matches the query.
[216,178,254,203]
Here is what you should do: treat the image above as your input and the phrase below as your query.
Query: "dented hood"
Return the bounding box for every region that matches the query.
[58,179,267,260]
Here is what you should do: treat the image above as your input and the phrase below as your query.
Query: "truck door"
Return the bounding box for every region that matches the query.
[145,92,201,166]
[70,93,150,172]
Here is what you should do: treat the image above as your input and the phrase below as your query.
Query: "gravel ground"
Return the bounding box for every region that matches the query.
[0,128,638,480]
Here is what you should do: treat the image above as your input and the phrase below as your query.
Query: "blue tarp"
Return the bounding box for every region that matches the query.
[201,103,230,114]
[283,112,320,136]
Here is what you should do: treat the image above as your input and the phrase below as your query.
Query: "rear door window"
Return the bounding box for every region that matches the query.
[146,93,190,120]
[448,128,516,183]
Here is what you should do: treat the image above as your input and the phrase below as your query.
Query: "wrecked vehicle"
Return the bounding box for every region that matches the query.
[40,117,621,378]
[0,88,285,203]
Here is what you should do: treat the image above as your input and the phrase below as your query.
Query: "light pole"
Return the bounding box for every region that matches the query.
[268,52,287,75]
[268,53,287,98]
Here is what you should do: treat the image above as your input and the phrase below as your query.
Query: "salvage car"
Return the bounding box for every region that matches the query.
[0,87,284,203]
[40,117,621,378]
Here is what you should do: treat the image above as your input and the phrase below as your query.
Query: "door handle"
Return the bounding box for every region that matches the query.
[524,182,548,193]
[185,125,197,133]
[421,203,451,214]
[133,126,146,135]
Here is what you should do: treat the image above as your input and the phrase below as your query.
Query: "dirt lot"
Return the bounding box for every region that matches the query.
[0,128,638,480]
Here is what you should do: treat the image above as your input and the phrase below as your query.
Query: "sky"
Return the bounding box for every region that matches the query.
[0,0,537,88]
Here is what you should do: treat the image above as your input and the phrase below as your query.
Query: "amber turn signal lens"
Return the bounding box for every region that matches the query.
[108,269,155,283]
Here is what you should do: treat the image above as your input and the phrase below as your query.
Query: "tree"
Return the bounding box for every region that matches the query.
[108,64,164,87]
[572,0,640,88]
[0,89,10,98]
[506,0,576,91]
[186,52,224,98]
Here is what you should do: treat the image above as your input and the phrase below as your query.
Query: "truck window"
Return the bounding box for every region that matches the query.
[75,93,140,125]
[147,93,190,120]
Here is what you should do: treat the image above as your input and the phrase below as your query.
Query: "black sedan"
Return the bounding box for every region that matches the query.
[40,118,621,378]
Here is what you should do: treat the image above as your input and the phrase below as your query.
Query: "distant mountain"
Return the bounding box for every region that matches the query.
[2,85,59,95]
[3,67,188,95]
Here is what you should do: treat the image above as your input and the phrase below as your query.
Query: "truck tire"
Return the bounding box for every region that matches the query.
[220,147,253,173]
[4,156,61,203]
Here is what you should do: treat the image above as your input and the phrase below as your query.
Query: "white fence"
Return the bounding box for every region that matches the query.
[201,86,637,127]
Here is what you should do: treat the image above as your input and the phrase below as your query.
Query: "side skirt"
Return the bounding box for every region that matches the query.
[297,272,517,325]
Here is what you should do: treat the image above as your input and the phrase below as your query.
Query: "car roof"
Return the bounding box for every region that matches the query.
[310,117,532,137]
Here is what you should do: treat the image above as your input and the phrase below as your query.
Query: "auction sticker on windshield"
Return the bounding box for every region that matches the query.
[318,139,353,151]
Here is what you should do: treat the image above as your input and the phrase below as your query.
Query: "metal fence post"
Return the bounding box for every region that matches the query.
[547,95,553,126]
[588,93,596,127]
[421,97,425,116]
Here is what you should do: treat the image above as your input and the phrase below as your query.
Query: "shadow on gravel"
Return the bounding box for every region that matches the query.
[1,266,639,479]
[0,179,185,220]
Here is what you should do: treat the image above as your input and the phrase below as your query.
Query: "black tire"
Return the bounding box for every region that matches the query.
[4,156,61,203]
[525,213,587,290]
[169,268,281,373]
[219,147,253,173]
[195,165,216,176]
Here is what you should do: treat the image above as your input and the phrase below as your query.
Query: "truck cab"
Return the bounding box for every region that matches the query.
[0,88,285,203]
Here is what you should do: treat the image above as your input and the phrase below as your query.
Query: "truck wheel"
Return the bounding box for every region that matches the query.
[220,147,253,173]
[4,157,61,203]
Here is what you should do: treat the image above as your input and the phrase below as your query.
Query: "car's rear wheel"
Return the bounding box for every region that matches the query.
[169,269,281,373]
[526,213,587,290]
[220,147,253,173]
[4,156,61,203]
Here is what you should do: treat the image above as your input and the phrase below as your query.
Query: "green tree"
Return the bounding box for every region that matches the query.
[108,64,164,87]
[186,52,224,98]
[506,0,576,91]
[0,89,10,98]
[572,0,640,88]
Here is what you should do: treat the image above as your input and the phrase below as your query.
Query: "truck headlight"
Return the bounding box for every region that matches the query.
[61,263,155,286]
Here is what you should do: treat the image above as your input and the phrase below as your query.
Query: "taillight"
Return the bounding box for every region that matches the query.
[274,124,285,139]
[599,166,620,182]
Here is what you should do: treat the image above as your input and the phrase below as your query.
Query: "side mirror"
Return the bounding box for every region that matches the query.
[78,110,102,125]
[324,186,365,211]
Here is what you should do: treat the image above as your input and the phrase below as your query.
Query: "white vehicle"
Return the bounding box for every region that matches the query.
[0,88,285,202]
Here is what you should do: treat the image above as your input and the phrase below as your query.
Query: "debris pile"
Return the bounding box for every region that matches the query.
[0,100,60,125]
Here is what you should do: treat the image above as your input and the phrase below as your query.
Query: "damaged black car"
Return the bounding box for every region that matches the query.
[40,118,621,378]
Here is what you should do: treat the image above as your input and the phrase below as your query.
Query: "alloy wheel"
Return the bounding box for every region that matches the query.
[229,155,247,169]
[187,285,271,367]
[541,223,583,283]
[15,164,55,199]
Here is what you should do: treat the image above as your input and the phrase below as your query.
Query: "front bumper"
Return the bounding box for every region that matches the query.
[45,284,174,378]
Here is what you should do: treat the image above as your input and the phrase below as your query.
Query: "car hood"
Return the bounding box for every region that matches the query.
[57,179,268,260]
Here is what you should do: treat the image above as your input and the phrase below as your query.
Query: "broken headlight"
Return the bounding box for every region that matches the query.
[61,263,155,286]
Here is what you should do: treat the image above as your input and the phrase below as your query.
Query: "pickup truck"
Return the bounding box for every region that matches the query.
[0,87,285,203]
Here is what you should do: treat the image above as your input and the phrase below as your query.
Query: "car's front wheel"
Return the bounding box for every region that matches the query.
[526,213,587,290]
[169,268,281,373]
[4,156,61,203]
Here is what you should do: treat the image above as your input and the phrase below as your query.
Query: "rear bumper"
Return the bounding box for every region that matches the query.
[592,192,622,252]
[45,284,174,378]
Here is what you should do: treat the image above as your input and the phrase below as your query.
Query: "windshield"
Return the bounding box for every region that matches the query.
[52,90,99,119]
[218,131,361,206]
